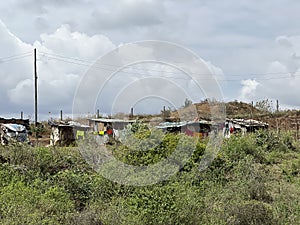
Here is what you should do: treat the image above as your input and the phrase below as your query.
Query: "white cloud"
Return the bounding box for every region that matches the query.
[35,24,115,59]
[1,20,223,118]
[0,20,33,113]
[238,35,300,108]
[0,21,116,117]
[239,79,259,101]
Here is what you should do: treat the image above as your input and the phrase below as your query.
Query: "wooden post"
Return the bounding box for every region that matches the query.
[21,111,23,120]
[297,120,299,140]
[60,110,63,121]
[130,107,134,118]
[34,48,38,140]
[250,101,253,132]
[291,119,299,140]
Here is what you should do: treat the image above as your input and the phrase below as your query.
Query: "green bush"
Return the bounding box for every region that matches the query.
[53,169,94,211]
[0,179,74,224]
[0,129,300,224]
[229,201,275,225]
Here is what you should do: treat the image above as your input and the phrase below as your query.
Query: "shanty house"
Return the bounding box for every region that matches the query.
[87,118,135,144]
[88,118,135,130]
[156,120,213,138]
[48,120,91,146]
[224,118,268,138]
[0,118,30,145]
[0,123,29,145]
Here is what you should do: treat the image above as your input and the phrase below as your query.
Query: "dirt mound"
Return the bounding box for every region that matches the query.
[225,101,261,116]
[170,101,261,120]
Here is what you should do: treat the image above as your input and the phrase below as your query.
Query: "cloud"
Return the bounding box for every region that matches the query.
[74,46,224,116]
[0,20,32,112]
[1,0,300,116]
[276,36,293,48]
[239,79,259,101]
[89,0,166,31]
[237,35,300,108]
[0,21,116,118]
[34,17,50,31]
[35,24,115,59]
[1,21,223,118]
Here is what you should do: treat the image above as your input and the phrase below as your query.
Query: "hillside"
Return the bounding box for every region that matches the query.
[170,100,262,121]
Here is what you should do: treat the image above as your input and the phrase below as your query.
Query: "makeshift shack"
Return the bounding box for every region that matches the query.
[0,117,30,130]
[88,118,135,130]
[224,118,268,137]
[156,120,213,138]
[0,123,29,145]
[87,118,135,144]
[48,120,91,146]
[0,118,30,145]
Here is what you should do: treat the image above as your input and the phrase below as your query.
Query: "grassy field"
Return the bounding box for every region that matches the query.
[0,129,300,224]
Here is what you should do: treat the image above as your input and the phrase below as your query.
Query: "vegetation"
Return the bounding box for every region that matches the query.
[0,129,300,224]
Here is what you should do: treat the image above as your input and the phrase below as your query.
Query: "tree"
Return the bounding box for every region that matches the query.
[183,98,193,108]
[255,99,273,113]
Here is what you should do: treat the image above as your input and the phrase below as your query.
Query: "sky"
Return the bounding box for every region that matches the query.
[0,0,300,120]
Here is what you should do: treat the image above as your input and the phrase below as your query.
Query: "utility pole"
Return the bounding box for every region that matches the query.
[297,120,299,140]
[34,48,38,138]
[130,107,134,119]
[250,101,253,132]
[251,101,253,118]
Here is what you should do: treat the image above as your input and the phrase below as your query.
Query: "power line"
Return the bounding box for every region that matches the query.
[42,52,298,81]
[39,51,95,64]
[0,50,298,78]
[0,51,32,60]
[39,51,300,78]
[0,52,32,63]
[2,50,299,82]
[39,53,300,82]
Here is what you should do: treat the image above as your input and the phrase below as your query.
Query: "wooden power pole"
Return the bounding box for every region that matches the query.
[34,49,38,137]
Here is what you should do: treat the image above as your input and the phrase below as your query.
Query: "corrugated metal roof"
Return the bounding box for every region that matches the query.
[156,120,212,129]
[1,123,26,132]
[48,120,90,129]
[156,121,187,129]
[227,118,268,127]
[88,118,136,123]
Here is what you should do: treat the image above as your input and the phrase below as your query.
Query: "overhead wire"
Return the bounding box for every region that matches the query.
[39,51,300,77]
[39,52,300,82]
[0,52,32,63]
[1,51,299,82]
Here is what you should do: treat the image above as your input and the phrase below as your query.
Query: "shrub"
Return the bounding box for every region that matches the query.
[229,201,276,225]
[0,180,74,224]
[53,169,94,211]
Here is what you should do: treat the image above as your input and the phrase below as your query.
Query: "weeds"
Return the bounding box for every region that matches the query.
[0,131,299,224]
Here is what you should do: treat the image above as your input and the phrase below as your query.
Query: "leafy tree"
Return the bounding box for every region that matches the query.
[255,99,274,113]
[183,98,193,108]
